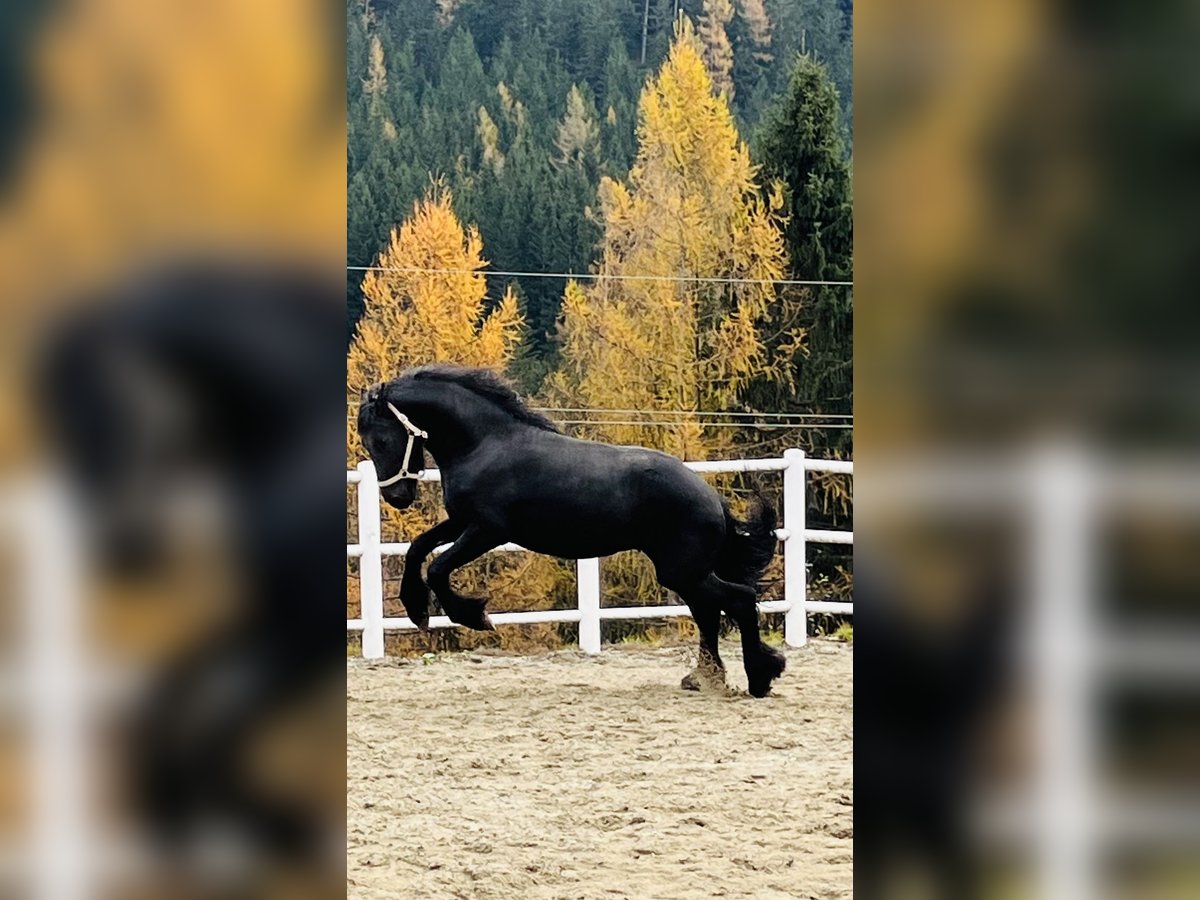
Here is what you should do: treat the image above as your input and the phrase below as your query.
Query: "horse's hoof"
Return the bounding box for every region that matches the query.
[402,600,430,631]
[403,605,430,631]
[747,647,786,698]
[680,667,726,693]
[747,680,773,698]
[441,595,494,631]
[450,603,493,631]
[460,599,494,631]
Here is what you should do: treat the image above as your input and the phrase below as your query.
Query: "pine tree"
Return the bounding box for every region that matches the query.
[644,0,679,66]
[601,38,640,174]
[431,29,490,156]
[728,0,774,124]
[769,0,852,134]
[347,0,370,102]
[752,51,852,464]
[546,18,788,459]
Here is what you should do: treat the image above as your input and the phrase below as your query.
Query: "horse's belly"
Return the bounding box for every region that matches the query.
[505,504,637,560]
[510,524,634,560]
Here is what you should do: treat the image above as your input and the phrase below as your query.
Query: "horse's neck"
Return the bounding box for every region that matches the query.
[424,400,515,466]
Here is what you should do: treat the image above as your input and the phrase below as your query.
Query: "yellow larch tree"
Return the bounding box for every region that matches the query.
[347,184,522,454]
[554,85,601,173]
[347,183,523,518]
[347,185,562,650]
[546,17,789,461]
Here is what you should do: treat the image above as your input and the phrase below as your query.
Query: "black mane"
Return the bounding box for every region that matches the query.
[400,364,561,433]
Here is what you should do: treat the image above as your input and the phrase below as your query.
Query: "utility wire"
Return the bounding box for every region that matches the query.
[346,407,851,420]
[552,420,853,430]
[531,407,851,419]
[347,264,852,288]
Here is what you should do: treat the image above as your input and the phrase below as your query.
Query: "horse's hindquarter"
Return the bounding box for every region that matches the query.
[447,436,725,561]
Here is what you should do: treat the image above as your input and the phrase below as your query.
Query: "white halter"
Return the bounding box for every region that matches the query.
[376,402,428,487]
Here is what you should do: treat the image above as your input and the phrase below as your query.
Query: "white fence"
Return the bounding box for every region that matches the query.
[346,448,853,658]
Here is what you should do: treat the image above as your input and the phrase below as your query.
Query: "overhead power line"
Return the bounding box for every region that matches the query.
[531,407,851,420]
[347,264,852,288]
[345,408,854,422]
[553,420,853,430]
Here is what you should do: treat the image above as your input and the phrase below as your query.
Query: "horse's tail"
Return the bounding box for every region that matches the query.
[715,495,778,590]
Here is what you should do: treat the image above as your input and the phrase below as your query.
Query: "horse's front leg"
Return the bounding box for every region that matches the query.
[425,524,502,631]
[399,519,463,630]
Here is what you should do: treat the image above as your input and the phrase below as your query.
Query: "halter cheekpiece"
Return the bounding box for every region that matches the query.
[376,402,428,487]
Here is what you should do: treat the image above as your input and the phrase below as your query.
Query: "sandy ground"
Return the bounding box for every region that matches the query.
[348,641,852,899]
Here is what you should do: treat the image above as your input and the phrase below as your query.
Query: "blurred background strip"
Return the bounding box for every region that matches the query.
[0,2,346,897]
[856,0,1200,897]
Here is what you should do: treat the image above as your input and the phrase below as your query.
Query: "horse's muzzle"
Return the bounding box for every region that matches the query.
[379,480,417,510]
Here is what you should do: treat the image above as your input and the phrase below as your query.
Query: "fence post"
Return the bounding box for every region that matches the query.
[782,448,807,647]
[357,460,385,660]
[23,475,88,899]
[1028,442,1096,900]
[578,557,601,654]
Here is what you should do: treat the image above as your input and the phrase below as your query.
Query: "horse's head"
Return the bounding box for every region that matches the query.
[357,384,427,509]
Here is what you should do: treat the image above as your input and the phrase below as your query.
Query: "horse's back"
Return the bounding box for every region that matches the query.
[619,445,722,512]
[542,437,720,516]
[450,433,725,561]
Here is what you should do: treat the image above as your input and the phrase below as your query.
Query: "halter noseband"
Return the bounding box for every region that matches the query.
[376,402,428,487]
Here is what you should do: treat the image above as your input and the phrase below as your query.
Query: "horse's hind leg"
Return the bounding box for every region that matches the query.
[679,599,727,692]
[693,572,785,698]
[425,525,501,631]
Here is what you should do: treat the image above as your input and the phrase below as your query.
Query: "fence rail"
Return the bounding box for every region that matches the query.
[346,448,853,658]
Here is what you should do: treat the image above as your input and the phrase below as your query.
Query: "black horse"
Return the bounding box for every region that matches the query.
[357,364,787,698]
